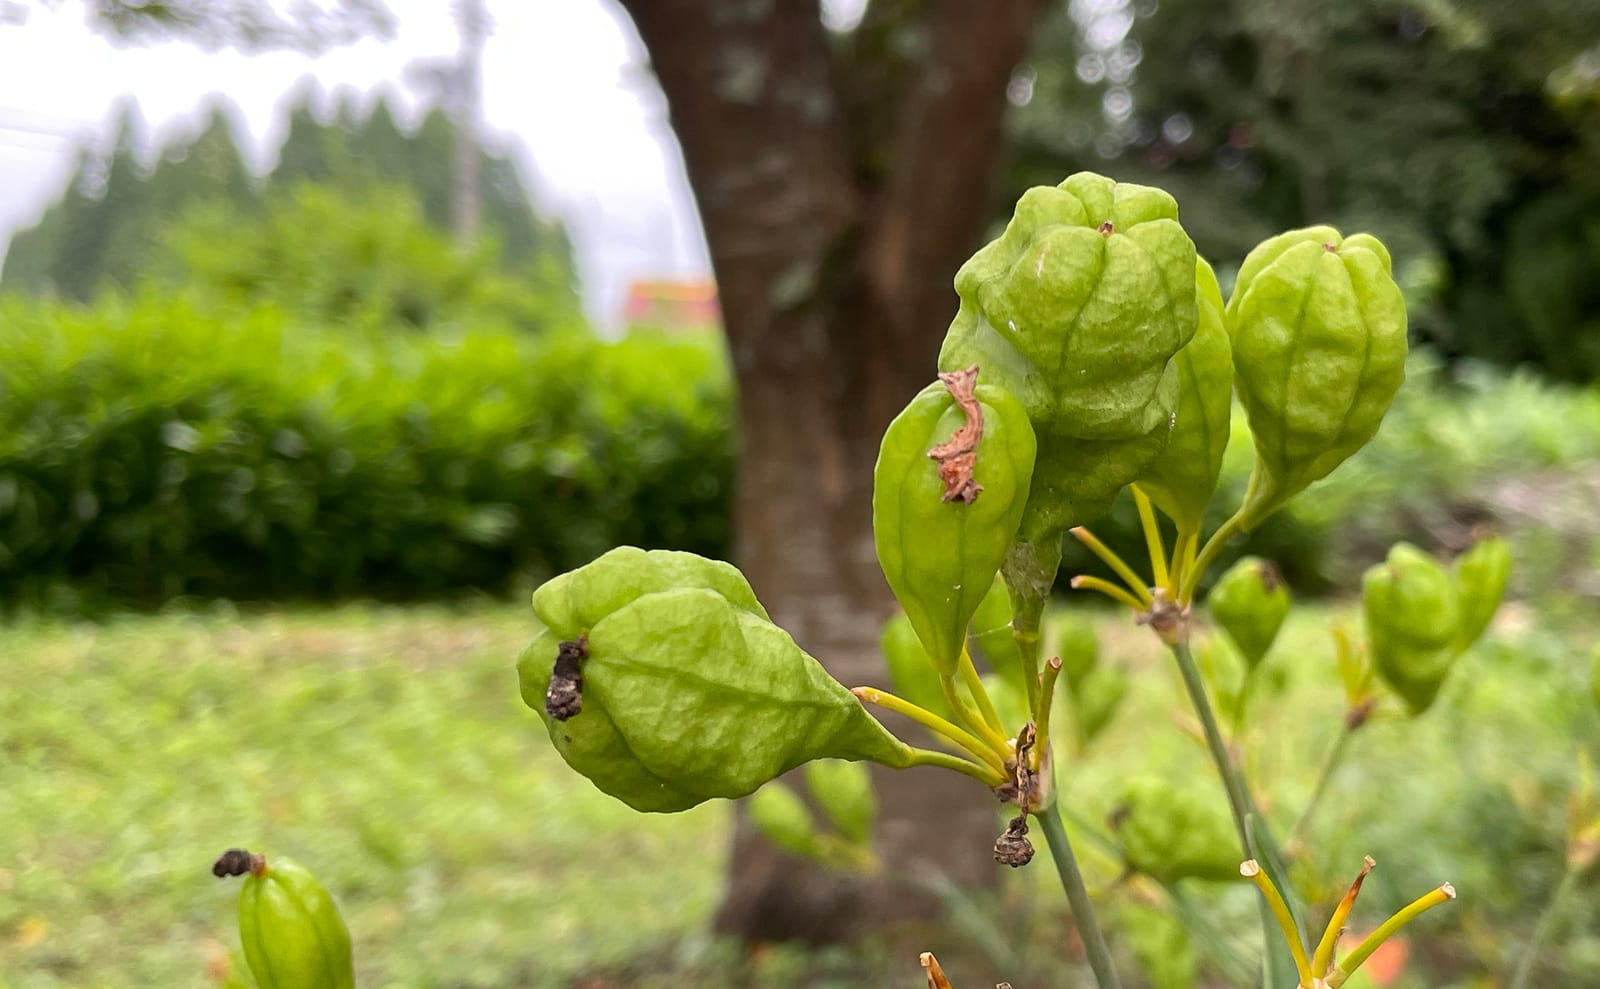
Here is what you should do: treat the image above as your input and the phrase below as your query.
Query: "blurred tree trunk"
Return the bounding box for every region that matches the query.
[615,0,1045,943]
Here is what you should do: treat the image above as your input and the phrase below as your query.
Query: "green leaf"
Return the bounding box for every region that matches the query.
[237,857,354,989]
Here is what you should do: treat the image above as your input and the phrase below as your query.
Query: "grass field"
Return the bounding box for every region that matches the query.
[0,605,726,989]
[2,597,1596,988]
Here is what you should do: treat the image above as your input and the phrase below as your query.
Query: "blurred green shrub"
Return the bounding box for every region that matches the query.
[1066,354,1600,594]
[0,294,730,609]
[157,183,580,334]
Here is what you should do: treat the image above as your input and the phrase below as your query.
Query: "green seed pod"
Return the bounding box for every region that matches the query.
[873,369,1036,673]
[1137,258,1234,534]
[232,855,354,989]
[971,575,1027,699]
[939,172,1199,530]
[1228,228,1408,528]
[1363,543,1462,714]
[1112,775,1239,884]
[1453,534,1511,653]
[1206,556,1290,671]
[879,611,956,723]
[519,548,914,812]
[803,760,877,845]
[748,784,820,858]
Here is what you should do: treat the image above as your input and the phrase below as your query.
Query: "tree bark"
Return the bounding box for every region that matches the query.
[614,0,1045,943]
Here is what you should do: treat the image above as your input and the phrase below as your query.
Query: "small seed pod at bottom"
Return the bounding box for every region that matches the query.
[214,851,354,989]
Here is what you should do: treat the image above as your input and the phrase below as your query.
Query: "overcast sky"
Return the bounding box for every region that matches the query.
[0,0,714,328]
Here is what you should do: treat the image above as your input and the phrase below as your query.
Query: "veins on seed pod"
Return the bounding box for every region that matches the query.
[927,364,984,504]
[546,633,588,721]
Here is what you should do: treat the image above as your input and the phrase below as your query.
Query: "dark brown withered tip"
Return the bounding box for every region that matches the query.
[994,815,1035,868]
[1258,560,1283,593]
[212,848,258,879]
[1098,220,1115,236]
[546,633,588,721]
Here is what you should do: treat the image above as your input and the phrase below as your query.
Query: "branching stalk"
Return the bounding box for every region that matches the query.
[1289,722,1358,852]
[852,687,1006,774]
[903,744,1008,787]
[959,642,1008,738]
[1071,574,1149,612]
[1131,485,1170,591]
[1070,526,1154,607]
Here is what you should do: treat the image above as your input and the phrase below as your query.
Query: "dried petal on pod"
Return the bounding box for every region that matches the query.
[1228,228,1408,528]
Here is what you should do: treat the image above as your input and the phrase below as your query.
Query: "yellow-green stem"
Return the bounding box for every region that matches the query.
[1289,722,1359,852]
[1131,485,1170,591]
[1330,883,1456,987]
[958,642,1008,738]
[852,687,1006,775]
[903,744,1007,787]
[1242,860,1315,988]
[1070,526,1154,607]
[1071,574,1148,612]
[1037,803,1123,989]
[939,673,1011,756]
[1313,856,1376,979]
[1181,510,1246,602]
[1032,656,1063,771]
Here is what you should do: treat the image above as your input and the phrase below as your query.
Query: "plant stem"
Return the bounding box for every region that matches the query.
[1288,722,1357,852]
[1069,526,1153,607]
[1181,510,1244,602]
[1071,574,1149,612]
[1036,802,1123,989]
[903,745,1008,787]
[1507,865,1580,989]
[1169,639,1255,846]
[852,687,1007,774]
[1033,657,1064,769]
[1170,637,1303,989]
[939,673,1011,755]
[959,643,1008,738]
[1131,485,1170,591]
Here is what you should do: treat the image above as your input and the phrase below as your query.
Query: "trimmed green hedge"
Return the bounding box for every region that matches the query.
[0,295,731,608]
[4,293,1596,610]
